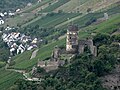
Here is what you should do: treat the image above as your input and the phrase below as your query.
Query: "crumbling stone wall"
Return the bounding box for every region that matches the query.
[51,46,61,61]
[78,39,97,56]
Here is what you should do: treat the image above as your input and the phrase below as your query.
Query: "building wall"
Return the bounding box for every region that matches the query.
[78,39,97,56]
[66,25,78,53]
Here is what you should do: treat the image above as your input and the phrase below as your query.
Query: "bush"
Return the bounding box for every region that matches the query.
[0,61,6,68]
[9,60,16,66]
[85,17,97,26]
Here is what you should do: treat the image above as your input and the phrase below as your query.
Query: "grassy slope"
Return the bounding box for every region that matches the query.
[55,0,119,13]
[10,50,33,69]
[0,68,22,90]
[3,13,35,27]
[1,0,52,27]
[40,0,70,12]
[94,14,120,33]
[12,14,120,70]
[54,0,80,13]
[23,13,80,28]
[22,0,52,13]
[12,38,66,69]
[56,3,120,29]
[80,14,120,35]
[77,0,120,13]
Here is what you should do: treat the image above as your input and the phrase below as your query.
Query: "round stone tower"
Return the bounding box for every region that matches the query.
[66,24,79,53]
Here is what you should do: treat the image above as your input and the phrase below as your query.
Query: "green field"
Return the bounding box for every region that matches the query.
[57,3,120,29]
[10,50,33,69]
[2,13,35,27]
[26,13,81,28]
[56,0,119,13]
[0,68,22,90]
[93,14,120,33]
[40,0,70,12]
[23,0,52,13]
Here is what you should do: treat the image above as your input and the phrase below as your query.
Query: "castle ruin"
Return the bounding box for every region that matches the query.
[66,24,97,56]
[37,46,65,72]
[66,25,79,53]
[37,24,97,72]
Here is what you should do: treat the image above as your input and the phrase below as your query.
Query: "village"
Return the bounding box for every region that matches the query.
[2,27,39,56]
[0,0,44,25]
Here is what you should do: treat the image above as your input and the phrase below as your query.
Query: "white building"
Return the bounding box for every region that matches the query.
[0,20,4,25]
[0,13,4,17]
[16,9,21,12]
[9,12,15,16]
[17,44,25,54]
[32,38,38,44]
[5,27,12,31]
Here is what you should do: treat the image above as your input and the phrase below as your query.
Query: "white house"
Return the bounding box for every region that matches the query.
[5,27,12,31]
[27,46,33,50]
[16,9,21,12]
[27,3,32,7]
[9,12,15,16]
[10,48,16,56]
[38,0,42,3]
[4,12,7,15]
[32,38,38,44]
[17,44,25,54]
[0,20,4,25]
[0,13,4,17]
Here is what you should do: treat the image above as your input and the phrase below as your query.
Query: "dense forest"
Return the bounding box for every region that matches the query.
[0,0,37,11]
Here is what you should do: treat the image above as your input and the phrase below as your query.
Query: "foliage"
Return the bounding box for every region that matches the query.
[93,33,110,46]
[0,61,6,68]
[0,0,37,11]
[0,69,22,90]
[85,16,97,26]
[40,0,70,12]
[0,35,10,62]
[13,33,119,90]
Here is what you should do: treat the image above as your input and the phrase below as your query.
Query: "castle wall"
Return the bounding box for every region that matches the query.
[37,60,65,72]
[78,39,97,56]
[78,45,84,54]
[66,25,78,53]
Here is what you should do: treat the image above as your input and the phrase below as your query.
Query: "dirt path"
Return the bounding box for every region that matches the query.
[30,49,39,59]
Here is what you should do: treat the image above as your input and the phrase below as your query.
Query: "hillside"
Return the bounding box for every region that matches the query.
[54,0,120,13]
[11,13,120,70]
[0,0,120,90]
[1,0,119,28]
[0,0,37,11]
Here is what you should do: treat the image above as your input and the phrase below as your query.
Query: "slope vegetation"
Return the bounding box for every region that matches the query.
[54,0,119,13]
[11,13,120,70]
[0,68,22,90]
